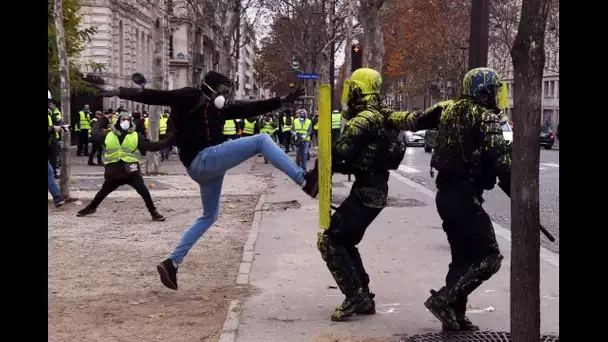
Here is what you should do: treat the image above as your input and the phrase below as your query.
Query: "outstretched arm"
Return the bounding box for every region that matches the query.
[221,98,283,120]
[118,87,201,108]
[387,100,451,132]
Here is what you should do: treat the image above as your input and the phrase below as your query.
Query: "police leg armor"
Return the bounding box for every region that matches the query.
[426,186,503,331]
[316,194,380,321]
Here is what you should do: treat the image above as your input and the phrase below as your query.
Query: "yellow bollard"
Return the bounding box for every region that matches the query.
[317,85,332,230]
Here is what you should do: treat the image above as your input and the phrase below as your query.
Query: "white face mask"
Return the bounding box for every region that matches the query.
[214,95,226,109]
[120,121,130,130]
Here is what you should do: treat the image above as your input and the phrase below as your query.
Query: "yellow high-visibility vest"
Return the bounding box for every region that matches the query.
[293,118,312,141]
[260,123,275,134]
[243,119,256,135]
[79,111,92,130]
[159,117,168,135]
[89,118,98,137]
[282,116,292,132]
[331,113,341,130]
[223,120,237,135]
[104,132,140,164]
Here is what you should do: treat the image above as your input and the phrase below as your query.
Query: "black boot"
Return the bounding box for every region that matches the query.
[301,169,319,198]
[76,205,97,217]
[424,289,460,331]
[450,297,479,332]
[151,210,165,221]
[357,291,376,315]
[157,259,178,290]
[331,289,373,322]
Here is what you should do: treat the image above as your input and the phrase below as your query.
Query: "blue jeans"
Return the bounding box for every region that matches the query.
[168,134,305,263]
[48,161,63,203]
[296,141,310,170]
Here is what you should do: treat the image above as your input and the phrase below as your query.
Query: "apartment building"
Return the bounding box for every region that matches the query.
[78,0,170,111]
[166,0,216,90]
[234,20,256,100]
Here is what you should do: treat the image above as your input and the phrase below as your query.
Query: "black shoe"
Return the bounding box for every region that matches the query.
[97,161,103,166]
[151,211,165,221]
[424,290,460,331]
[54,199,66,208]
[76,206,96,217]
[357,292,376,315]
[157,259,178,290]
[456,316,479,331]
[87,161,96,166]
[54,174,60,179]
[330,291,373,322]
[302,170,319,198]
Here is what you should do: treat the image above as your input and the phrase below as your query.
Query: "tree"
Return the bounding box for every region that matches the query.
[509,0,552,340]
[381,0,470,107]
[48,0,102,100]
[146,0,165,174]
[359,0,386,71]
[53,0,72,199]
[256,0,350,98]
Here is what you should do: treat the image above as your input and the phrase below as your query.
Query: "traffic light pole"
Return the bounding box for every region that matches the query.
[468,0,489,69]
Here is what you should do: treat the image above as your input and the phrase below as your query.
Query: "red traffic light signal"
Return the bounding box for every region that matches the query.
[351,44,362,72]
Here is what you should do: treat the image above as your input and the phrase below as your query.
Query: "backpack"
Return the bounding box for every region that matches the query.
[377,112,406,171]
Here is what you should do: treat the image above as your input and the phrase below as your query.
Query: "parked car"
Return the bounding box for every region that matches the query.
[424,123,513,153]
[540,128,555,150]
[403,130,426,147]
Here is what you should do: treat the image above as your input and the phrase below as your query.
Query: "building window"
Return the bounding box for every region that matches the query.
[548,80,555,97]
[543,81,549,96]
[556,80,559,98]
[169,35,174,59]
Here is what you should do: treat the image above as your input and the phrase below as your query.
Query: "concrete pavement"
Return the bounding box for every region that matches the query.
[232,171,559,342]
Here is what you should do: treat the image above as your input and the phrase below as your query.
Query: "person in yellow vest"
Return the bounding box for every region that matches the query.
[159,112,170,161]
[259,115,277,164]
[280,109,293,153]
[48,92,61,179]
[76,112,166,221]
[222,119,239,140]
[87,111,105,166]
[75,104,93,156]
[48,111,66,207]
[292,109,313,170]
[241,116,259,138]
[331,109,342,145]
[311,113,319,147]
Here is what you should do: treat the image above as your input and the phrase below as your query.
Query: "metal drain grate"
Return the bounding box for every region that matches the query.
[394,332,559,342]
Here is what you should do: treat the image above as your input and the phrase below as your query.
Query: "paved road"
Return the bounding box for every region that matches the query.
[398,147,560,253]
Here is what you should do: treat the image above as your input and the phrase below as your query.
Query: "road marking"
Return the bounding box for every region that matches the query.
[389,170,559,268]
[398,165,421,173]
[541,163,559,168]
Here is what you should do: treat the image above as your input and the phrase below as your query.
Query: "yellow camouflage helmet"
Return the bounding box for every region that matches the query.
[341,68,383,106]
[461,67,509,110]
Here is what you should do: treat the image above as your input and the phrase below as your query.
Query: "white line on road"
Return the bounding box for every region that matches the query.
[398,165,421,173]
[541,163,559,168]
[389,170,559,269]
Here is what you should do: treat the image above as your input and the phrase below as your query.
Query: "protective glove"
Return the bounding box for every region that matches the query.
[280,86,304,103]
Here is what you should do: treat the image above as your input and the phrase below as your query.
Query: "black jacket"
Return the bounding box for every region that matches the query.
[117,87,283,168]
[91,118,165,179]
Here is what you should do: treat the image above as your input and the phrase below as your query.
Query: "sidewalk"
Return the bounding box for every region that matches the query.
[231,172,559,342]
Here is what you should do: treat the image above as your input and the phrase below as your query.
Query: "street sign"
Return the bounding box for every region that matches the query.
[296,73,319,80]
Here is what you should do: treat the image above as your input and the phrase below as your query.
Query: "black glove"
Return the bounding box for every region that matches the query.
[280,86,304,103]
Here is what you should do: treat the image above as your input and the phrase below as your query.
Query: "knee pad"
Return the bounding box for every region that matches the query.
[317,232,331,260]
[478,254,503,281]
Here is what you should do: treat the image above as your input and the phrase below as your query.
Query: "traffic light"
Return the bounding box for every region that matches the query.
[351,44,362,72]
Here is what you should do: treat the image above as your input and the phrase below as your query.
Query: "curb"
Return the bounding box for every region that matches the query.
[218,192,267,342]
[389,171,559,268]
